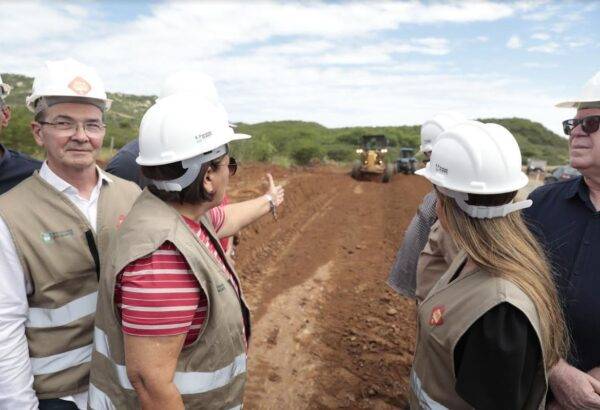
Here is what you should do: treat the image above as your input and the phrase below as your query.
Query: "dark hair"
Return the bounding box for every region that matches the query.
[141,155,225,204]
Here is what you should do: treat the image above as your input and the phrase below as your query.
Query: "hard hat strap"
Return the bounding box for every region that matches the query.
[438,187,532,219]
[149,144,228,192]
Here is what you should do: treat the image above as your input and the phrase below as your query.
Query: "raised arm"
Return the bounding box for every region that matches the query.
[217,173,284,238]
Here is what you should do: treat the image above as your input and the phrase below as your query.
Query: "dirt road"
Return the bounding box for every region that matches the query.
[228,164,431,409]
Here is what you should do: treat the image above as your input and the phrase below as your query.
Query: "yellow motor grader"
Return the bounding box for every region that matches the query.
[351,134,395,183]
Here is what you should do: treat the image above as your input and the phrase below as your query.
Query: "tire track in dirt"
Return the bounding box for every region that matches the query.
[230,165,431,409]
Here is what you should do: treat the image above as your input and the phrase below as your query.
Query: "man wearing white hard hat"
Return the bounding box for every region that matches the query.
[0,74,42,194]
[89,94,251,409]
[524,70,600,409]
[0,59,140,409]
[387,112,463,301]
[106,70,284,257]
[410,121,567,409]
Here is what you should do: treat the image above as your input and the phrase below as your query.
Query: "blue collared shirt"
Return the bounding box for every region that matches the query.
[0,144,42,195]
[524,176,600,371]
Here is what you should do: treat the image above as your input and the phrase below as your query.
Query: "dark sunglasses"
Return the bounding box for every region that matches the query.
[563,115,600,136]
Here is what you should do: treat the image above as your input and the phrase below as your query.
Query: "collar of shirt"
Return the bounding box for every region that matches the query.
[39,161,112,201]
[563,176,598,213]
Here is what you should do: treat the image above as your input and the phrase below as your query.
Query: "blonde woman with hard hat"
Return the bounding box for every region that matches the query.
[387,112,464,301]
[0,73,42,194]
[525,70,600,410]
[409,121,569,409]
[0,59,140,410]
[89,94,251,409]
[105,70,284,258]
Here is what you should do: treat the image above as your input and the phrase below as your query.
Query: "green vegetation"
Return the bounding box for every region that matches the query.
[1,73,569,166]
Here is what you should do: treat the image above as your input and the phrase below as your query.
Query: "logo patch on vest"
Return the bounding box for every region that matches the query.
[429,305,445,326]
[116,214,126,229]
[216,283,226,293]
[41,229,74,243]
[68,76,92,95]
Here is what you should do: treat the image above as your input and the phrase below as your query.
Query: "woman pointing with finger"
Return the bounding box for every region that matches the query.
[89,95,254,409]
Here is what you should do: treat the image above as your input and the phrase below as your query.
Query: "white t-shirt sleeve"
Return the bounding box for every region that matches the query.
[0,217,38,409]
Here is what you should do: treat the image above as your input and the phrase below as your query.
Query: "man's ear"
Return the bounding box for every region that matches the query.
[203,166,215,194]
[0,106,10,128]
[31,119,45,148]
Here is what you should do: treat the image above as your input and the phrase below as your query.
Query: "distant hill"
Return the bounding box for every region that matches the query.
[1,73,568,165]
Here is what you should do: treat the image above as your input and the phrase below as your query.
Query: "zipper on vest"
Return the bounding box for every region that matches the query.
[85,230,100,281]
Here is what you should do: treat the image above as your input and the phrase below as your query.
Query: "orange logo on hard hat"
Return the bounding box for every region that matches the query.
[429,305,445,326]
[68,76,91,95]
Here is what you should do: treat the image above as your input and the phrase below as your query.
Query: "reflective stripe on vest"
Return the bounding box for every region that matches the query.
[30,343,93,375]
[94,327,247,394]
[410,370,448,410]
[89,383,116,410]
[89,382,244,410]
[26,291,97,328]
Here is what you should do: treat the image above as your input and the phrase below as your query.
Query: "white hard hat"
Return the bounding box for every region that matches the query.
[159,70,238,128]
[416,121,532,219]
[137,94,251,191]
[420,112,465,153]
[556,70,600,108]
[26,58,112,113]
[0,74,11,98]
[159,71,220,103]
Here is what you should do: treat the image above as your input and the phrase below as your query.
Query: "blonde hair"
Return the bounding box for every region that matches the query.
[437,191,568,369]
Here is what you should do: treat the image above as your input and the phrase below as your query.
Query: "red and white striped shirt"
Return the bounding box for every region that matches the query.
[115,204,237,346]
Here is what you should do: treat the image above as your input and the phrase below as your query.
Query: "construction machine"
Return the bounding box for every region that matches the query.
[351,135,394,183]
[396,148,417,174]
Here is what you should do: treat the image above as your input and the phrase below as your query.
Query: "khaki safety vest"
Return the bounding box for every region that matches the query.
[0,172,140,399]
[410,250,547,410]
[415,220,458,303]
[89,189,251,410]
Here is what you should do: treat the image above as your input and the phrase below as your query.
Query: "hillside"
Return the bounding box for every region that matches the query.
[1,73,568,165]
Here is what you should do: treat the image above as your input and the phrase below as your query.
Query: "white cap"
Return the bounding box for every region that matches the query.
[420,112,465,153]
[137,94,249,167]
[137,94,250,191]
[556,70,600,108]
[416,121,531,219]
[26,58,111,113]
[159,70,220,103]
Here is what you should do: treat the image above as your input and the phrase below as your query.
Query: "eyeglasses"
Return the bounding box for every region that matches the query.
[214,156,237,176]
[562,115,600,136]
[39,120,106,137]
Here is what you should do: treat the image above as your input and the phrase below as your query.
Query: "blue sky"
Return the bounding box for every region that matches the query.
[2,1,599,136]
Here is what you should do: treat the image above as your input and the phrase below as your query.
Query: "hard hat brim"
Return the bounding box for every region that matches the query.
[136,131,252,166]
[556,98,599,108]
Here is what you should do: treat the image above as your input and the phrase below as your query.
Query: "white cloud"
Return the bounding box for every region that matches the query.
[531,32,550,40]
[521,2,561,21]
[0,0,571,137]
[527,42,560,53]
[523,62,558,68]
[507,35,522,49]
[567,40,591,48]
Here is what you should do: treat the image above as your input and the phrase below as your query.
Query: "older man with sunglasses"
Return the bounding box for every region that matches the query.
[523,71,600,410]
